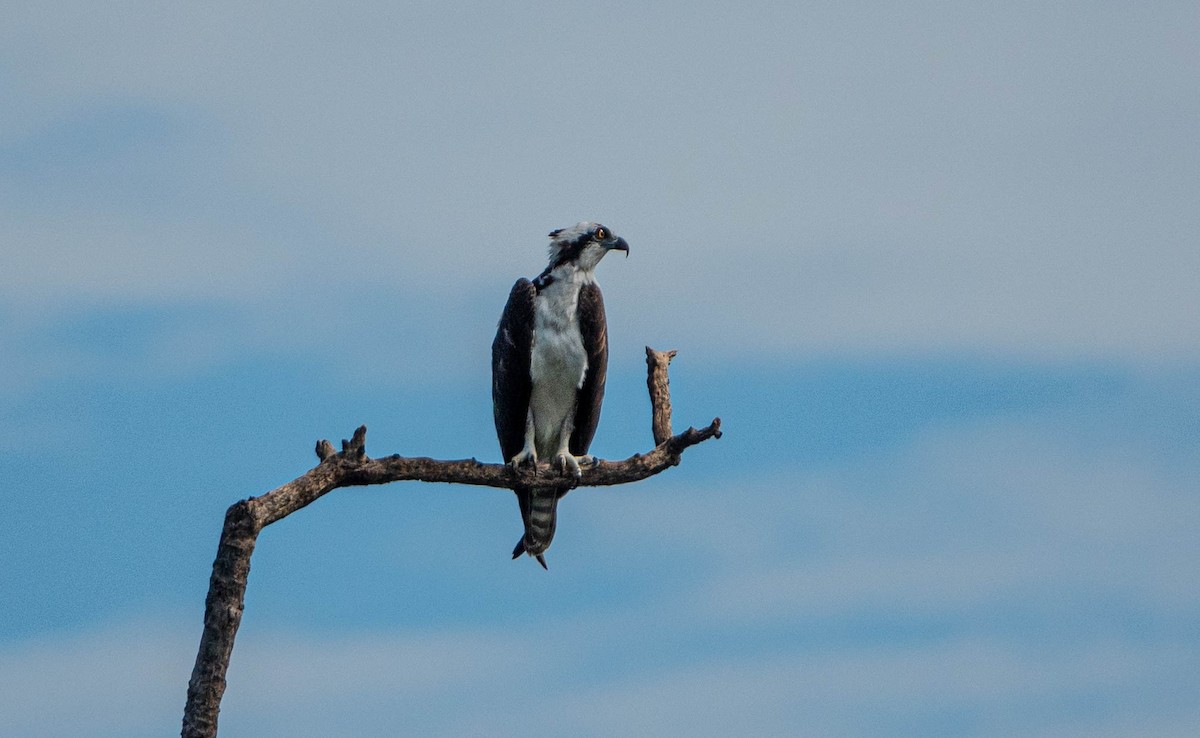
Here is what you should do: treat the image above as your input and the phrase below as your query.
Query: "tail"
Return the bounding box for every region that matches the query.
[511,485,558,570]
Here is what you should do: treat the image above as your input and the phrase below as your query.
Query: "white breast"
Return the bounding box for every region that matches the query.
[528,270,590,457]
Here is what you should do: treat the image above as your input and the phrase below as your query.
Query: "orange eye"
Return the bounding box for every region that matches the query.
[595,227,608,240]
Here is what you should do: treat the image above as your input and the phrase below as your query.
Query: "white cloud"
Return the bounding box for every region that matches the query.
[581,413,1200,624]
[0,210,293,304]
[2,1,1198,370]
[3,401,1198,736]
[4,612,1195,737]
[0,618,192,738]
[532,639,1196,738]
[0,617,536,738]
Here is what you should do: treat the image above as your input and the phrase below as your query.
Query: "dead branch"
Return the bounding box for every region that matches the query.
[646,346,677,445]
[182,348,721,738]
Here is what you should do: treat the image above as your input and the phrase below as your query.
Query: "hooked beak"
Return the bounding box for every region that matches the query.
[609,236,630,258]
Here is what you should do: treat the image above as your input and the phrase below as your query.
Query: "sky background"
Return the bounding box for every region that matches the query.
[1,2,1198,736]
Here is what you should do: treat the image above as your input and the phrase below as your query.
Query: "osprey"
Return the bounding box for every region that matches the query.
[492,222,629,569]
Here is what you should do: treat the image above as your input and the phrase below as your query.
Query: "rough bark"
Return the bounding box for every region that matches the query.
[182,349,720,737]
[646,346,677,445]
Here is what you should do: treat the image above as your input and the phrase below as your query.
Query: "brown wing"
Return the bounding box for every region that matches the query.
[570,282,609,456]
[492,279,536,462]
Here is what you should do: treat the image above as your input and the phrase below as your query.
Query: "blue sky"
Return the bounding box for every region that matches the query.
[2,2,1198,736]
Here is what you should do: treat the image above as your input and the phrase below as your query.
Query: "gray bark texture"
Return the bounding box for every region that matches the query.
[181,347,721,737]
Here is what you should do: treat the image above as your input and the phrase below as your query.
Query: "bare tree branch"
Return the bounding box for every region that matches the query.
[646,346,678,445]
[182,349,721,738]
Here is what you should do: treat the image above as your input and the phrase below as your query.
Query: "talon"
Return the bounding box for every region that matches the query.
[508,447,538,474]
[555,453,583,480]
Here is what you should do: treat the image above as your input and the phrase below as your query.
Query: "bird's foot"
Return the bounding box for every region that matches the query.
[508,447,538,474]
[555,452,584,481]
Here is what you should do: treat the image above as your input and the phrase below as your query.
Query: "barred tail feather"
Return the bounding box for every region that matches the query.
[513,486,558,569]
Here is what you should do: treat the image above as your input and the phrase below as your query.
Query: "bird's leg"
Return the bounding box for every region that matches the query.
[508,410,539,471]
[509,446,537,469]
[555,449,582,479]
[552,416,585,481]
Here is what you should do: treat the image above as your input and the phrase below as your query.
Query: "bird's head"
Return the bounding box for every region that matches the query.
[546,222,630,272]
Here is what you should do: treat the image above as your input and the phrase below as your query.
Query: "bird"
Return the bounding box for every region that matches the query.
[491,222,629,568]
